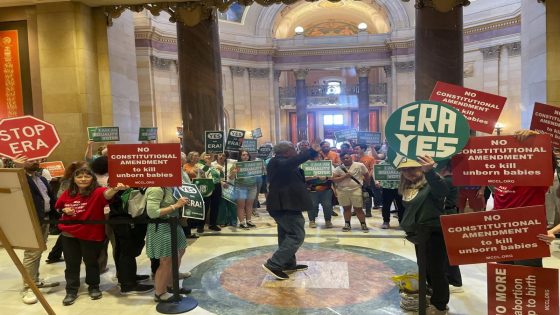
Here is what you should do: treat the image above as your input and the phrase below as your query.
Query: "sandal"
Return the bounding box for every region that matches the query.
[167,287,192,294]
[154,292,178,303]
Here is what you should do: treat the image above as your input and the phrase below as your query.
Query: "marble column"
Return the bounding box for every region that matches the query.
[356,66,371,131]
[294,69,308,141]
[414,1,465,100]
[176,9,224,153]
[547,0,560,105]
[383,65,393,126]
[480,45,502,95]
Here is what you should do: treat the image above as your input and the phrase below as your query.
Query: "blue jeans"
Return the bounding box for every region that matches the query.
[308,189,333,222]
[266,212,305,270]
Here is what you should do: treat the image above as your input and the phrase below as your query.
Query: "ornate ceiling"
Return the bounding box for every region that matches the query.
[273,0,390,39]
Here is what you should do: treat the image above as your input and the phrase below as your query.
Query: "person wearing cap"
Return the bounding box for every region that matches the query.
[397,155,450,315]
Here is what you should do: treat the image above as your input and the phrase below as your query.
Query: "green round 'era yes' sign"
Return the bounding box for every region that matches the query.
[385,100,470,161]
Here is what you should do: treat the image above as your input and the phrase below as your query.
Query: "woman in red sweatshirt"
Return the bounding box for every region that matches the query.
[55,167,128,306]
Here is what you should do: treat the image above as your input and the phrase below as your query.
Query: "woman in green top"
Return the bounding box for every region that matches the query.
[229,150,259,229]
[145,187,188,302]
[397,155,450,314]
[195,152,222,232]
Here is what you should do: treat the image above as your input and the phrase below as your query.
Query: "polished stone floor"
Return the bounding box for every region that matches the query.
[2,206,560,315]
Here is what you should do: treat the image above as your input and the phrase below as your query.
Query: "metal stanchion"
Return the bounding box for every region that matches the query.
[417,225,429,315]
[155,217,198,313]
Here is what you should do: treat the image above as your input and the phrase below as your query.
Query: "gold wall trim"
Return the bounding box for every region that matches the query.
[463,15,520,35]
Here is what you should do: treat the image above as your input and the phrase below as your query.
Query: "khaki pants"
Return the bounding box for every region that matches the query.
[22,223,49,287]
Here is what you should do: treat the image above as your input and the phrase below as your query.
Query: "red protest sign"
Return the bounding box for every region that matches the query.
[107,143,182,187]
[452,135,553,187]
[440,205,549,266]
[40,161,65,177]
[487,263,558,315]
[0,115,60,160]
[430,81,507,134]
[530,102,560,148]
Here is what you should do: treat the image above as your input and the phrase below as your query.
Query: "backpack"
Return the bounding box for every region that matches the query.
[121,188,148,218]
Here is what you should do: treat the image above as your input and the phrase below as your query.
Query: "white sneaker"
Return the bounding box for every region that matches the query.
[178,271,192,279]
[449,285,464,293]
[22,289,38,304]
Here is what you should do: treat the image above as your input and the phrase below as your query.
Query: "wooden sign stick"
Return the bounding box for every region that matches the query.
[0,226,55,315]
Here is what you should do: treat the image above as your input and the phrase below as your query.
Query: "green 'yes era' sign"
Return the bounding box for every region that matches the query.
[236,160,264,178]
[374,164,400,181]
[301,160,333,177]
[88,127,120,142]
[384,101,470,161]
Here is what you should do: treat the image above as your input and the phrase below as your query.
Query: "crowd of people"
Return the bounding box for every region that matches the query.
[3,130,559,314]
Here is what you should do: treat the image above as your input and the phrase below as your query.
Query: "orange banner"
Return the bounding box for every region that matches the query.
[0,30,23,119]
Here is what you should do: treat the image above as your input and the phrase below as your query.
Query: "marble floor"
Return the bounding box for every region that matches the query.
[2,206,560,315]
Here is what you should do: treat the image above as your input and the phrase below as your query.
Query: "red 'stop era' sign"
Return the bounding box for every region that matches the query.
[441,205,549,266]
[452,134,553,187]
[107,143,182,188]
[430,81,507,134]
[0,115,61,160]
[530,102,560,148]
[487,263,558,315]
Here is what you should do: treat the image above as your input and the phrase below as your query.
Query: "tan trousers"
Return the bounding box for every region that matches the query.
[22,223,49,287]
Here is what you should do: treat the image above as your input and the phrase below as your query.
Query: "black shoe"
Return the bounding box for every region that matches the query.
[208,225,222,231]
[154,292,179,303]
[121,284,154,295]
[135,274,150,282]
[167,287,192,294]
[238,223,250,230]
[283,264,308,272]
[62,293,78,306]
[246,222,256,228]
[262,264,289,280]
[88,286,102,300]
[196,228,204,234]
[186,234,199,239]
[45,257,64,264]
[332,211,339,216]
[365,212,372,218]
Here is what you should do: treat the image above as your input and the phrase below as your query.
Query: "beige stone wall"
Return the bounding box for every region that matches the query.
[106,11,141,143]
[547,1,560,105]
[36,2,106,163]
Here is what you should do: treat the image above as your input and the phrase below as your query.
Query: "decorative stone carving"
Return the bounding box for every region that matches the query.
[383,65,392,78]
[504,42,521,57]
[356,66,371,78]
[150,55,175,70]
[230,66,245,77]
[480,45,502,60]
[463,62,474,78]
[248,68,270,79]
[395,61,415,73]
[293,69,309,80]
[401,0,471,12]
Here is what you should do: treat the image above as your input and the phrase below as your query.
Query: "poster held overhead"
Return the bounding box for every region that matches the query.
[87,126,120,142]
[0,115,60,160]
[529,102,560,148]
[225,129,245,151]
[452,134,553,187]
[429,81,507,134]
[138,127,157,141]
[205,131,224,154]
[385,100,470,161]
[107,143,182,187]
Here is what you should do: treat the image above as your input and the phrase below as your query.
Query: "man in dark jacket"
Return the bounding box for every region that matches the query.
[13,156,60,304]
[262,141,320,280]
